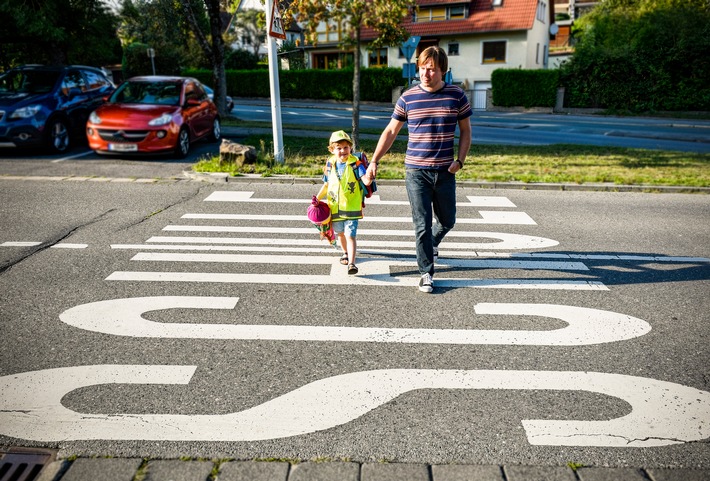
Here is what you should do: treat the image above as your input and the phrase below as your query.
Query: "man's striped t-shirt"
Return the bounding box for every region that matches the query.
[393,83,472,170]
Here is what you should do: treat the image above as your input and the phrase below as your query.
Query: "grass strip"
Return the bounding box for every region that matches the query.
[195,133,710,187]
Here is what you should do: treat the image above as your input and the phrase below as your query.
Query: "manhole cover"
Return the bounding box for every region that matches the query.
[0,448,56,481]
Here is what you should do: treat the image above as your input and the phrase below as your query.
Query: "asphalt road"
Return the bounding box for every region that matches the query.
[1,177,708,469]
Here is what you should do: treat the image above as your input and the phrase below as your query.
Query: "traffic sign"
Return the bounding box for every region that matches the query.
[401,36,421,61]
[269,1,286,40]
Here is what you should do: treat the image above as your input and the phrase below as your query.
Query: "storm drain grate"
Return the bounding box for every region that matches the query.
[0,449,55,481]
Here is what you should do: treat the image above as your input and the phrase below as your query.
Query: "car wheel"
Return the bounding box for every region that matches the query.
[208,118,221,143]
[174,128,190,158]
[45,118,70,153]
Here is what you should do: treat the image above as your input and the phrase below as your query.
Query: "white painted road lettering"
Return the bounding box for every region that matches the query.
[59,297,650,345]
[0,366,707,446]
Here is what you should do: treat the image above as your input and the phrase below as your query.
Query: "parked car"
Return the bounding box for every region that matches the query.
[86,76,220,158]
[203,85,234,112]
[0,64,114,153]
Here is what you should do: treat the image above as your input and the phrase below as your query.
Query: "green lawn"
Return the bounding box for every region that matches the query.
[194,125,710,188]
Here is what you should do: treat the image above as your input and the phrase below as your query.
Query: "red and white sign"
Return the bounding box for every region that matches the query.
[269,1,286,40]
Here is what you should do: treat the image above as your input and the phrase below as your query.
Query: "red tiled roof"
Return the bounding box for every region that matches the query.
[361,0,537,40]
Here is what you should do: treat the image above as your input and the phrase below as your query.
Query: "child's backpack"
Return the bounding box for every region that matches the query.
[353,151,377,199]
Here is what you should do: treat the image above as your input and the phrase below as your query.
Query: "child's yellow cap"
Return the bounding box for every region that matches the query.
[329,130,352,145]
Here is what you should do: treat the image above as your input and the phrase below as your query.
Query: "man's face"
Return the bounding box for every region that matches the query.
[418,58,442,90]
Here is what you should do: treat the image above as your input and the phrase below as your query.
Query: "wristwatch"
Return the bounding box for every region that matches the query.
[455,159,464,168]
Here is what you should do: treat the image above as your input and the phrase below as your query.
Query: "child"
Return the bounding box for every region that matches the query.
[315,130,373,275]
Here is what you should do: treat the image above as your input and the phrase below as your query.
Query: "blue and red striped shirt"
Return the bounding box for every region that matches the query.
[393,83,472,170]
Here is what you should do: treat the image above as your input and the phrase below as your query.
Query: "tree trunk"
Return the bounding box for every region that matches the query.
[205,0,227,117]
[351,26,361,150]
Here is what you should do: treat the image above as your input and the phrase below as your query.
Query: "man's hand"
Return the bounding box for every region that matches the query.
[448,159,462,174]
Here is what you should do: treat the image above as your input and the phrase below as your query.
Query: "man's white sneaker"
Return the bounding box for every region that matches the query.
[418,273,434,293]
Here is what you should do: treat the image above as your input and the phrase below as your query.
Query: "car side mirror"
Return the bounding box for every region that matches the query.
[67,87,83,98]
[185,98,201,107]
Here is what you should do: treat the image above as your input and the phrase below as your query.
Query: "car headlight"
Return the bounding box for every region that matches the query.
[148,113,173,126]
[10,105,42,119]
[89,111,102,124]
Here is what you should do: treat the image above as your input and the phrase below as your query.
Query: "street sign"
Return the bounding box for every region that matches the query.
[402,63,416,79]
[401,36,421,61]
[269,1,286,40]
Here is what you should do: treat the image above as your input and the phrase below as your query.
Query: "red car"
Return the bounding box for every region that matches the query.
[86,76,220,158]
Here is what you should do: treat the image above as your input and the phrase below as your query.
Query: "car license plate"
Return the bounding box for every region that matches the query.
[108,143,138,152]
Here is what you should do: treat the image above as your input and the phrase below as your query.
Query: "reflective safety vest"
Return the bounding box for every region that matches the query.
[326,154,364,221]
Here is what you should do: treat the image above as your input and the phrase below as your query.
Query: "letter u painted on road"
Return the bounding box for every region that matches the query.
[58,296,651,345]
[0,366,708,446]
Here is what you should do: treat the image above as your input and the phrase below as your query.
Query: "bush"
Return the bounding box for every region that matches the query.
[184,67,403,102]
[491,69,559,108]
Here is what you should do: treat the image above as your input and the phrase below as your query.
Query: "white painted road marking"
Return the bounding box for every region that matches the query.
[181,212,537,225]
[106,270,606,290]
[146,233,559,250]
[129,253,589,271]
[59,297,650,345]
[1,242,88,248]
[1,365,707,446]
[204,191,518,208]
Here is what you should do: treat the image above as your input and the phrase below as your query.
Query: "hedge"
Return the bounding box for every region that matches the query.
[490,69,560,108]
[183,67,403,103]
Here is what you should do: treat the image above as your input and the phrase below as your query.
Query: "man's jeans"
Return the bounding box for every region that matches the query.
[405,168,457,276]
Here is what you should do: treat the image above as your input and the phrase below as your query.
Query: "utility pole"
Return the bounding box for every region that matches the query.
[265,0,285,164]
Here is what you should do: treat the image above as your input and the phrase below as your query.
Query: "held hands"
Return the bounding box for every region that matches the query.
[365,162,378,182]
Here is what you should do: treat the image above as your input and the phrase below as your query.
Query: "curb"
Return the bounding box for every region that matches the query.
[181,170,710,194]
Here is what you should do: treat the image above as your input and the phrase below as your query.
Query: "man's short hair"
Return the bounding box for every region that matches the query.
[418,46,448,73]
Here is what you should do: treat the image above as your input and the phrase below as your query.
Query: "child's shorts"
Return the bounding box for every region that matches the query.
[332,219,359,237]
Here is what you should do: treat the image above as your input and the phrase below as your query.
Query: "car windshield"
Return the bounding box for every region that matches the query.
[0,69,60,95]
[110,80,181,106]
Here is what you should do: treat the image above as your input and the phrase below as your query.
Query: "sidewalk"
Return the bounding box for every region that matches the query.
[12,453,707,481]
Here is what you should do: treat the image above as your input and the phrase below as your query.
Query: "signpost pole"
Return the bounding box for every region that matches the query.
[265,0,285,164]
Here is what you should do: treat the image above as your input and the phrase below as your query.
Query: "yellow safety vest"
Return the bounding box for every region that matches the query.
[326,154,364,221]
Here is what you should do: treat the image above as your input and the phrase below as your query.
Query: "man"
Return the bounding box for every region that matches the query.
[367,46,472,293]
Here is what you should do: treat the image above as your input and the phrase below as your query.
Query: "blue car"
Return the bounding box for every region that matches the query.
[0,64,114,153]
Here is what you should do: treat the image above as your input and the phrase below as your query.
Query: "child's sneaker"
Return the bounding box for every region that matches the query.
[418,273,433,293]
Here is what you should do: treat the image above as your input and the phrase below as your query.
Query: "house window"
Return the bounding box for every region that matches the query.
[316,21,344,44]
[369,48,388,67]
[482,41,506,63]
[536,1,547,22]
[536,43,540,64]
[415,5,468,22]
[449,6,466,19]
[448,42,459,56]
[492,0,503,5]
[313,52,353,70]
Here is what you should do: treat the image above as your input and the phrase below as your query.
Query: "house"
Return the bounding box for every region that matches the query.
[549,0,600,68]
[300,0,556,109]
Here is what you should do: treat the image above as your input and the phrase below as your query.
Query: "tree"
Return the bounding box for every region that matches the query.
[0,0,121,70]
[560,0,710,111]
[118,0,207,77]
[232,8,267,57]
[180,0,239,116]
[284,0,415,148]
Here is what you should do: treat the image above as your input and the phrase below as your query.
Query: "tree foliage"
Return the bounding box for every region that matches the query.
[560,0,710,111]
[284,0,416,147]
[0,0,122,70]
[179,0,241,116]
[118,0,208,77]
[232,8,266,57]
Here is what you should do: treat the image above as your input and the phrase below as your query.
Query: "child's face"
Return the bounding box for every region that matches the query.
[331,140,352,161]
